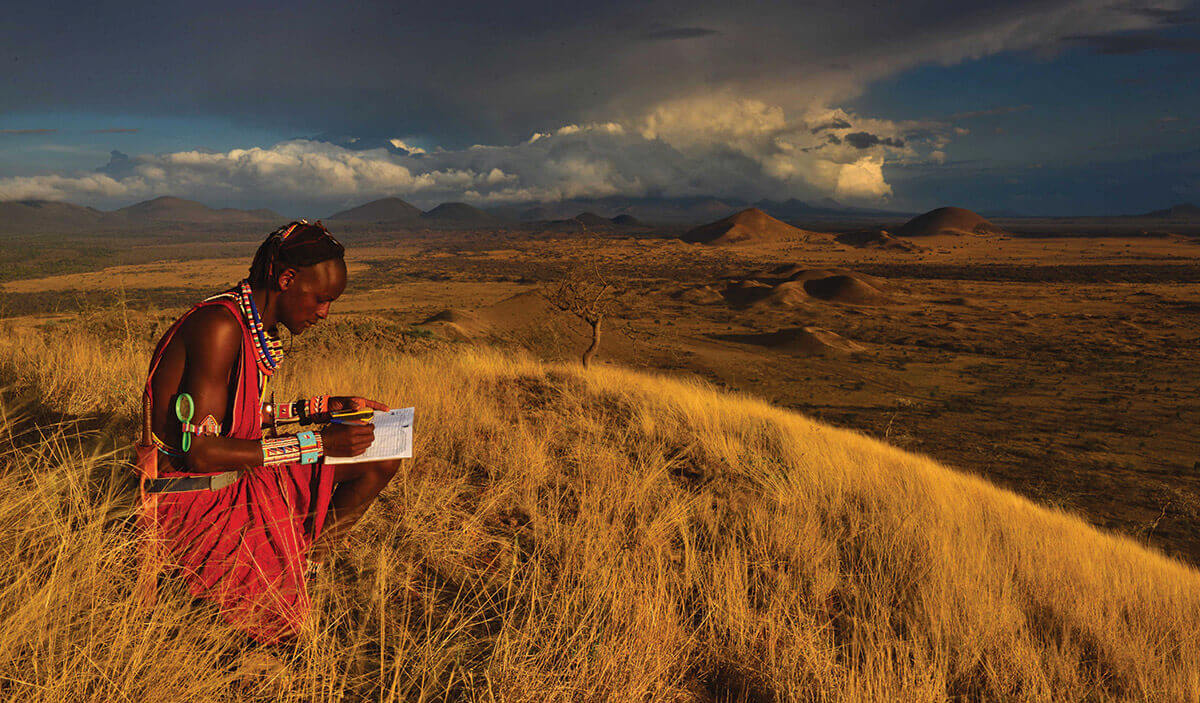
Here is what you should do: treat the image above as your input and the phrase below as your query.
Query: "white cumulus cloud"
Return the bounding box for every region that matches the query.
[0,95,959,210]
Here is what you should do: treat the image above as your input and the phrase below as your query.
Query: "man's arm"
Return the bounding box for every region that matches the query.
[177,306,375,472]
[178,306,271,473]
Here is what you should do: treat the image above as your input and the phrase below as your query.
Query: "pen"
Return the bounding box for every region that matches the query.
[329,409,375,424]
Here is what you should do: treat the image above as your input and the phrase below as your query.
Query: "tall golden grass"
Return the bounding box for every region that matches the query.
[0,313,1197,701]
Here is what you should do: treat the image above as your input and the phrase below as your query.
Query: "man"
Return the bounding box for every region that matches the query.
[135,220,400,642]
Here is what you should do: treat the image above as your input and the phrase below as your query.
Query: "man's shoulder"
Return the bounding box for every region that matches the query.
[181,302,245,349]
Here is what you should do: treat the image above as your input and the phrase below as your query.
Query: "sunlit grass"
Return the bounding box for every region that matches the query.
[0,314,1197,701]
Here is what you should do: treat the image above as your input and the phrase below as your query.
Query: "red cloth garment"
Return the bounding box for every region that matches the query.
[136,295,335,642]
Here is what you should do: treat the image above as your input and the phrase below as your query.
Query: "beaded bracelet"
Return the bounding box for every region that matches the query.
[268,395,331,425]
[301,395,330,423]
[276,399,300,423]
[297,430,320,464]
[261,431,324,466]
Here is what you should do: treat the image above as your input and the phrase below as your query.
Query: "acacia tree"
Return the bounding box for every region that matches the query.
[542,263,617,368]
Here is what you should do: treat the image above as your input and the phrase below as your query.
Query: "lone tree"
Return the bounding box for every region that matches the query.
[542,263,617,368]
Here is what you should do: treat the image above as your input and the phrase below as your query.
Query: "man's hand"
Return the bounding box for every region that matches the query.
[321,423,375,457]
[329,396,390,413]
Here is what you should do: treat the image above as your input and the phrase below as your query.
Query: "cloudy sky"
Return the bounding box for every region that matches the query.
[1,0,1198,216]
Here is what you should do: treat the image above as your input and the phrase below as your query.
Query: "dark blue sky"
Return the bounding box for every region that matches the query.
[1,0,1198,215]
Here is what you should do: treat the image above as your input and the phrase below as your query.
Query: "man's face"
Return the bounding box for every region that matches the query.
[277,258,347,334]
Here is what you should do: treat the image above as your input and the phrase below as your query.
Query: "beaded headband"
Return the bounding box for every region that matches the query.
[272,220,343,263]
[281,223,302,240]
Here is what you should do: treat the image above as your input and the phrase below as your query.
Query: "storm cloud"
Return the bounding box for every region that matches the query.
[844,132,906,149]
[1,0,1185,147]
[1063,29,1200,53]
[642,26,722,41]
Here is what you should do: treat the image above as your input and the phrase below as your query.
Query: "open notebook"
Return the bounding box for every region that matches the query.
[324,407,414,464]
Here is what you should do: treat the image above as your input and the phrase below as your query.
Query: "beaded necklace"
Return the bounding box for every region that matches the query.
[204,280,286,377]
[235,279,285,375]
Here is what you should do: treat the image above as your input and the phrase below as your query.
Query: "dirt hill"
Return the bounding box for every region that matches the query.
[835,228,924,251]
[757,280,811,308]
[760,326,865,355]
[672,285,724,304]
[719,267,896,308]
[420,291,549,336]
[328,197,422,222]
[721,279,775,306]
[769,265,888,289]
[894,206,1005,237]
[682,208,818,245]
[419,291,585,344]
[803,274,892,304]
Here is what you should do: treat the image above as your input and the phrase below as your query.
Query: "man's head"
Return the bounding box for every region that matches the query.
[248,221,347,334]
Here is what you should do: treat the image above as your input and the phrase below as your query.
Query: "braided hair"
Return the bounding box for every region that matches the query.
[248,220,345,289]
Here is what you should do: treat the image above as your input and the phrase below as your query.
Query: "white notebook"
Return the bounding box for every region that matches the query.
[324,407,414,464]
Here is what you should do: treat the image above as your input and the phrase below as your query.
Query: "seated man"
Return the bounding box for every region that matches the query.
[135,220,399,642]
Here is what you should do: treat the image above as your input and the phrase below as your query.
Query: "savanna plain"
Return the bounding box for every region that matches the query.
[1,218,1199,701]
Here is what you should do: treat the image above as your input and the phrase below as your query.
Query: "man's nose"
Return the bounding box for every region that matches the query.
[316,303,330,319]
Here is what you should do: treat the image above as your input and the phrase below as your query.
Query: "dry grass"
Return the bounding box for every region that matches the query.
[0,313,1197,701]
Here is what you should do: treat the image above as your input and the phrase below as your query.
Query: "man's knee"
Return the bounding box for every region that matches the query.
[369,459,401,482]
[331,458,401,485]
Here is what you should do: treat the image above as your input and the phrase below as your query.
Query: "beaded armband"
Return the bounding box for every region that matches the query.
[181,415,220,439]
[261,431,324,466]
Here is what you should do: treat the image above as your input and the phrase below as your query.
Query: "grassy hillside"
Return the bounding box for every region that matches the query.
[0,315,1197,701]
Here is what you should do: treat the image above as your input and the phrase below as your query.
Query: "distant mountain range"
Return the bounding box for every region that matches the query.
[327,195,905,227]
[111,196,280,223]
[328,199,501,228]
[328,198,651,229]
[3,194,1198,236]
[493,195,903,223]
[0,196,281,234]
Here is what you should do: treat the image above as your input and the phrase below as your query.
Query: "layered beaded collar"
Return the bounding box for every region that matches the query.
[234,279,285,375]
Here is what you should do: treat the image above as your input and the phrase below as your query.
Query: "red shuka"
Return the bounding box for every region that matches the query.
[136,296,335,642]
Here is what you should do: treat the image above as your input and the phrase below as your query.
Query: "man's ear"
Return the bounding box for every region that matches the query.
[277,266,298,292]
